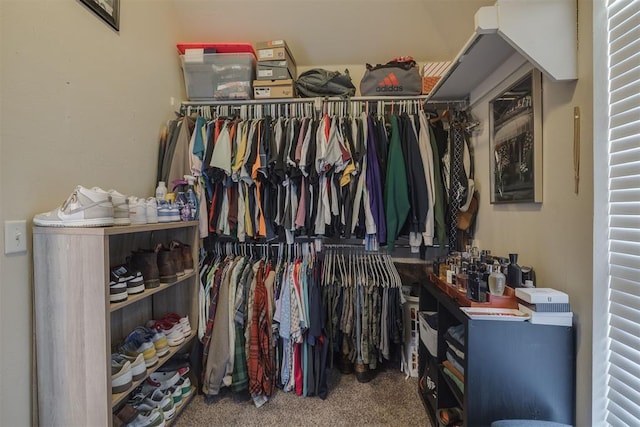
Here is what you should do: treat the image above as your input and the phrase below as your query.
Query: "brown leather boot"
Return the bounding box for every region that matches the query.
[155,244,177,284]
[168,241,186,276]
[129,250,159,289]
[169,240,194,274]
[355,362,372,383]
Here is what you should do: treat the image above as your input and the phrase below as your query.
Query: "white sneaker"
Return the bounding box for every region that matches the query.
[111,355,133,394]
[168,204,180,222]
[109,189,131,226]
[127,407,166,427]
[128,197,147,225]
[33,186,114,227]
[146,198,158,224]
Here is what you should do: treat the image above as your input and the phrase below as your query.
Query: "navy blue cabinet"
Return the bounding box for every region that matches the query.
[418,277,575,427]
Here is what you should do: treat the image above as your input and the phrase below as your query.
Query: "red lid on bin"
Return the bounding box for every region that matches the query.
[176,43,256,57]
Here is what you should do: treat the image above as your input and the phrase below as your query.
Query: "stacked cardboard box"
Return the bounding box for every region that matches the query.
[254,40,297,99]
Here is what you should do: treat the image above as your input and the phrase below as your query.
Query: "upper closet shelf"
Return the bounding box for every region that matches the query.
[428,0,577,102]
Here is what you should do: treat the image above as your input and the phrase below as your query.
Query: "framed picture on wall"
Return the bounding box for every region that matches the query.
[80,0,120,31]
[489,69,543,204]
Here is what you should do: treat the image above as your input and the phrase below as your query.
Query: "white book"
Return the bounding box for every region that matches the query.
[519,303,572,317]
[515,287,569,304]
[528,312,573,326]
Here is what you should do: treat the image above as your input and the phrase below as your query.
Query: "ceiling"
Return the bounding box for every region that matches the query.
[170,0,496,66]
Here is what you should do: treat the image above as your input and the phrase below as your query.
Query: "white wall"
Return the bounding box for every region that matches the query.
[1,0,594,425]
[0,1,184,424]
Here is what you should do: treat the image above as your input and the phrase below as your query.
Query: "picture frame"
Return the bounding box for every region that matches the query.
[80,0,120,31]
[489,69,543,204]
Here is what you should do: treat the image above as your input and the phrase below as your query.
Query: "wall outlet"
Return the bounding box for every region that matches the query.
[4,220,27,255]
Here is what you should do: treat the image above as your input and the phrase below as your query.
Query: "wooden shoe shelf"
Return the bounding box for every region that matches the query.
[33,221,199,426]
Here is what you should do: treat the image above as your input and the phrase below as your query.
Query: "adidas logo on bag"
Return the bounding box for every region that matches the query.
[376,72,403,92]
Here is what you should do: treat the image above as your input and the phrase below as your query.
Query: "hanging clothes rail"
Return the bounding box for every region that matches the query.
[180,96,468,114]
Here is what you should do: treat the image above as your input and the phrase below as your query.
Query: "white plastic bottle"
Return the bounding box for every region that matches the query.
[155,181,167,203]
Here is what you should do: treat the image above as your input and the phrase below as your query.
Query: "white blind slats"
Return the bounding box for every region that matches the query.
[604,0,639,423]
[610,174,640,191]
[609,135,639,154]
[609,1,638,29]
[610,276,640,299]
[609,161,640,178]
[610,92,640,117]
[609,215,640,229]
[609,239,640,257]
[609,353,640,387]
[610,301,640,327]
[610,106,640,129]
[609,201,640,215]
[610,263,640,282]
[610,23,640,57]
[610,120,640,141]
[607,385,640,420]
[609,188,640,203]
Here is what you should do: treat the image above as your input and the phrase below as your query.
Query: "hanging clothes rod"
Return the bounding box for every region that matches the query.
[181,96,467,107]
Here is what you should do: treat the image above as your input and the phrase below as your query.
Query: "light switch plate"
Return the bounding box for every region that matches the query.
[4,220,27,255]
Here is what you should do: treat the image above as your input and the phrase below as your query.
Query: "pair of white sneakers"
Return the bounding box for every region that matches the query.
[32,186,148,228]
[128,197,158,225]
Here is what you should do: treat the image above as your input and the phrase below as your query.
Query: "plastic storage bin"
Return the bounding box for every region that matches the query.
[180,53,256,100]
[419,311,438,357]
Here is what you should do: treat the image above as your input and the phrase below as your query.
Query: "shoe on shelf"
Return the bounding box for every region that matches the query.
[111,355,133,394]
[111,264,145,296]
[120,329,158,368]
[149,389,176,421]
[167,385,183,408]
[133,326,169,358]
[161,313,192,338]
[112,403,138,427]
[121,352,147,381]
[33,185,114,228]
[157,202,172,224]
[128,197,147,225]
[129,390,175,422]
[146,198,158,224]
[168,204,180,222]
[129,251,160,289]
[171,241,194,274]
[92,188,131,226]
[126,406,165,427]
[156,355,190,374]
[147,320,184,347]
[167,242,185,277]
[155,245,177,285]
[143,370,181,393]
[126,269,145,296]
[109,280,128,303]
[176,376,192,399]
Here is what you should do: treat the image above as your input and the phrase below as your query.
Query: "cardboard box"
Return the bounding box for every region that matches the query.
[255,39,296,65]
[257,59,297,80]
[253,79,295,99]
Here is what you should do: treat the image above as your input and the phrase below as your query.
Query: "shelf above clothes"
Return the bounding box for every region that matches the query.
[427,0,577,103]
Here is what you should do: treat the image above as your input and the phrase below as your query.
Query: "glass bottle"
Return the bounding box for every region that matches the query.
[488,261,506,296]
[507,253,523,288]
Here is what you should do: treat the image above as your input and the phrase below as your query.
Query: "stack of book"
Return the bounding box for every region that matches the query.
[515,287,573,326]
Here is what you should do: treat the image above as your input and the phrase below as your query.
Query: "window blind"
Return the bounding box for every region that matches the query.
[606,0,640,425]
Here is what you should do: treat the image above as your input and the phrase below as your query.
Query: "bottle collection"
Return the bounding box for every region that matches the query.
[155,176,199,222]
[433,248,534,303]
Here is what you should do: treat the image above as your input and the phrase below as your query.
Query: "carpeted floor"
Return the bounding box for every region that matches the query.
[173,368,431,426]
